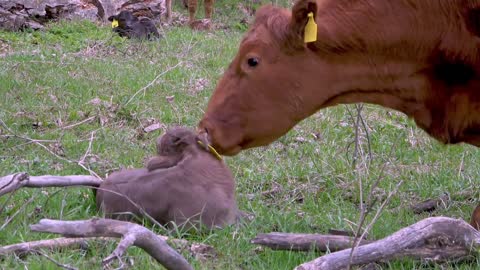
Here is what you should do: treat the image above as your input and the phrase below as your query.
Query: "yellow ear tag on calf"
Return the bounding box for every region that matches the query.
[197,141,223,161]
[304,12,317,43]
[111,19,119,28]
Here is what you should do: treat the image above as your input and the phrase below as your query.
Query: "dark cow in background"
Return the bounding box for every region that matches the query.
[108,11,160,40]
[198,0,480,227]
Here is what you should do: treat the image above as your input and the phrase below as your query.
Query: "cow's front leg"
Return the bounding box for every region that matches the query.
[188,0,198,24]
[204,0,214,19]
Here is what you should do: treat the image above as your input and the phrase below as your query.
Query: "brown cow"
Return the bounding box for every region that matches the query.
[96,127,239,230]
[165,0,214,29]
[198,0,480,227]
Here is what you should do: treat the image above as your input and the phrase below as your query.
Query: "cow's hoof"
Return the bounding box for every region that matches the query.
[189,19,212,31]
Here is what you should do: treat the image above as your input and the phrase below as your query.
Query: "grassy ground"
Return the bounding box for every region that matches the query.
[1,1,479,269]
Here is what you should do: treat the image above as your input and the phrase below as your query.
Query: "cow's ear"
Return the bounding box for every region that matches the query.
[290,0,318,43]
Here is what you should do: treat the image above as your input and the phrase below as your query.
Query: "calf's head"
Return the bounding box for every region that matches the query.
[156,127,199,156]
[108,11,138,30]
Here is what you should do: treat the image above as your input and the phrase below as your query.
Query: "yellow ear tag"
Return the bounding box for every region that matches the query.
[197,141,223,161]
[304,12,317,43]
[111,19,119,28]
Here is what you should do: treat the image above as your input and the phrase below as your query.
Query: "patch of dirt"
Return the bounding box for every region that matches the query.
[87,97,121,127]
[187,78,209,95]
[246,177,324,206]
[336,179,387,204]
[74,41,119,58]
[0,39,12,57]
[160,11,188,27]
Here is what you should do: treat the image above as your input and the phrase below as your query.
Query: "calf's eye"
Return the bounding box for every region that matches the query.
[247,57,259,67]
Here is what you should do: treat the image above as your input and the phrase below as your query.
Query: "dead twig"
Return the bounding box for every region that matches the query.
[1,195,37,230]
[124,61,183,106]
[1,119,100,177]
[348,133,402,269]
[30,218,193,270]
[295,217,480,270]
[77,131,101,179]
[59,116,96,131]
[36,250,79,270]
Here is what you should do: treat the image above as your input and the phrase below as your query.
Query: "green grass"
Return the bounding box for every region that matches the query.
[1,1,479,269]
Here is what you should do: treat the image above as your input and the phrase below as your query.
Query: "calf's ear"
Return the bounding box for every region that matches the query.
[290,0,318,42]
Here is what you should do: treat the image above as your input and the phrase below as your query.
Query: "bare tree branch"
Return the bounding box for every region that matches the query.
[0,235,202,259]
[0,237,102,257]
[30,218,193,270]
[0,173,102,197]
[294,217,480,270]
[348,133,402,269]
[251,233,373,252]
[409,191,474,214]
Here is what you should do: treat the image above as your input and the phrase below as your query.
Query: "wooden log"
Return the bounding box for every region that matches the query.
[0,173,102,197]
[294,217,480,270]
[30,218,193,270]
[251,233,373,252]
[410,191,474,214]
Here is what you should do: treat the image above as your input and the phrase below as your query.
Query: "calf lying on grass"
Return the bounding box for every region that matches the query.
[96,127,239,230]
[108,11,160,40]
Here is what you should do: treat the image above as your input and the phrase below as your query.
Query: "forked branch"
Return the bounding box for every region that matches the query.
[293,217,480,270]
[30,218,193,270]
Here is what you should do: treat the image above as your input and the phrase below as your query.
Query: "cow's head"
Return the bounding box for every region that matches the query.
[198,0,480,155]
[198,1,331,155]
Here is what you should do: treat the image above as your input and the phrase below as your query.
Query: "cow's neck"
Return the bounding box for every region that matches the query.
[322,55,428,117]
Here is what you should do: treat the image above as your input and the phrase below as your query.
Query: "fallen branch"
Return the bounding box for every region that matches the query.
[410,191,474,214]
[0,237,105,257]
[30,218,193,270]
[294,217,480,270]
[0,234,212,262]
[0,173,102,197]
[251,233,373,252]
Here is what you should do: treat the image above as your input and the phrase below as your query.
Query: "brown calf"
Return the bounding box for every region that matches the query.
[198,0,480,225]
[96,127,238,230]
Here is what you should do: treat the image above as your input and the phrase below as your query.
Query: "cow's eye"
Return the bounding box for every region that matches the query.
[247,57,259,67]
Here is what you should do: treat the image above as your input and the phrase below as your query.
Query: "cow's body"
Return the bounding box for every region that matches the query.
[198,0,480,227]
